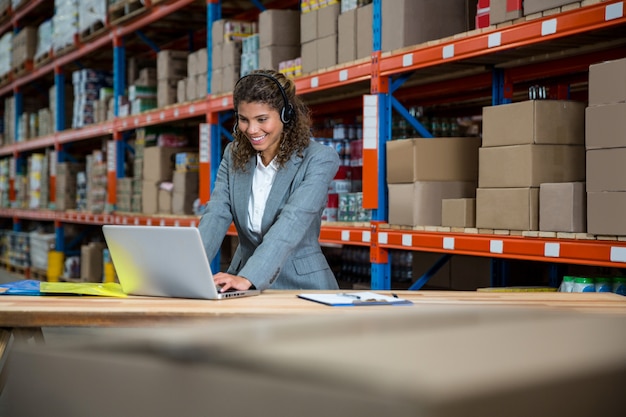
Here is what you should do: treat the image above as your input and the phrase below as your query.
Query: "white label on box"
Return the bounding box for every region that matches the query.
[442,45,455,59]
[541,19,557,36]
[544,242,560,257]
[341,230,350,241]
[339,70,348,81]
[199,123,210,163]
[311,77,319,88]
[488,32,501,48]
[362,231,371,243]
[490,240,503,254]
[378,232,388,244]
[402,53,413,67]
[402,234,412,247]
[606,2,624,20]
[443,237,455,250]
[610,246,626,263]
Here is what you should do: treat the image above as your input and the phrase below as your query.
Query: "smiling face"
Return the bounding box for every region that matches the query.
[236,101,284,164]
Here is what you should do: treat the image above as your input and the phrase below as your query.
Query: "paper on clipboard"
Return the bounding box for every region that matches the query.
[297,292,413,307]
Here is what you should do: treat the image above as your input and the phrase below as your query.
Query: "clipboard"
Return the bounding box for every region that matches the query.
[297,291,413,307]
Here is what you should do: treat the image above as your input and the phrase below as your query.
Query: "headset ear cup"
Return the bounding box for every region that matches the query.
[232,112,238,134]
[282,104,295,124]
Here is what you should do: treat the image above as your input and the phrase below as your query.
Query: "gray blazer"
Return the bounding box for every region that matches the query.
[198,140,341,291]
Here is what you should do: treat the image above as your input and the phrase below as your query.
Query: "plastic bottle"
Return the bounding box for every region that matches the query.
[573,277,595,293]
[559,275,575,292]
[595,277,613,293]
[612,277,626,296]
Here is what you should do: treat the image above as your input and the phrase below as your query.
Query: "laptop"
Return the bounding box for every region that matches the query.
[102,225,260,300]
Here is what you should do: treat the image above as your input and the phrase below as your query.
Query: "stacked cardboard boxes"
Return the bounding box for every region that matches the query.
[258,9,300,73]
[116,177,132,212]
[72,69,113,129]
[183,48,208,102]
[172,152,199,215]
[301,3,337,73]
[11,26,37,71]
[55,161,84,211]
[386,137,480,227]
[586,57,626,235]
[210,19,257,95]
[141,146,194,214]
[86,150,107,214]
[477,100,586,231]
[156,49,188,108]
[337,2,372,65]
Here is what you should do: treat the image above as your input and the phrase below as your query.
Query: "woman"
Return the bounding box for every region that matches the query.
[198,69,341,292]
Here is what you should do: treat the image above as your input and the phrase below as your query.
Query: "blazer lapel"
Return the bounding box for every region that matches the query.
[233,156,256,233]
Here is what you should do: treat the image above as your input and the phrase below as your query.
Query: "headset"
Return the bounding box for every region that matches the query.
[233,72,295,130]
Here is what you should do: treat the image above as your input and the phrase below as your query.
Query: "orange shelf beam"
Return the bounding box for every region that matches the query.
[115,100,208,132]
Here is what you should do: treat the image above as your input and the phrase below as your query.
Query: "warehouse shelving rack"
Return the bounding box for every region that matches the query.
[0,0,625,289]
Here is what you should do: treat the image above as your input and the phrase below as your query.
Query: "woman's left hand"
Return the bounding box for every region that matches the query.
[213,272,253,292]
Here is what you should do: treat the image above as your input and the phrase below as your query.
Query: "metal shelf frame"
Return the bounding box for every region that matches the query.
[0,0,625,287]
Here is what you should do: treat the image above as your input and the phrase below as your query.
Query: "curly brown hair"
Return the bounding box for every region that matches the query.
[231,69,312,171]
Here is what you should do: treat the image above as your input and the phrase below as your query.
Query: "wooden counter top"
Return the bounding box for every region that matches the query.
[1,290,625,328]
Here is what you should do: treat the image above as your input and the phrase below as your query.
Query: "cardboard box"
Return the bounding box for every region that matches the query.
[185,75,197,101]
[173,171,199,194]
[585,103,626,149]
[490,0,522,25]
[441,198,476,228]
[177,79,186,103]
[316,35,337,70]
[356,3,373,59]
[524,0,581,15]
[476,187,539,231]
[11,26,38,67]
[156,50,188,80]
[259,9,300,47]
[196,73,207,99]
[381,0,469,52]
[157,79,177,108]
[482,100,585,147]
[158,189,172,214]
[478,144,585,188]
[301,40,317,74]
[337,7,356,64]
[222,41,242,68]
[588,57,626,106]
[386,137,481,184]
[317,2,339,38]
[172,191,197,215]
[80,242,106,283]
[142,146,182,182]
[259,46,301,71]
[586,148,626,192]
[300,9,318,44]
[222,66,240,93]
[211,42,223,69]
[211,67,223,95]
[388,181,476,226]
[539,182,586,233]
[141,180,158,214]
[587,191,626,236]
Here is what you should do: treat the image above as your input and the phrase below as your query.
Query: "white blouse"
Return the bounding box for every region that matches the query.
[248,154,278,235]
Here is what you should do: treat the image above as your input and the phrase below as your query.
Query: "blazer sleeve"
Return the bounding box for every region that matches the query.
[197,143,235,262]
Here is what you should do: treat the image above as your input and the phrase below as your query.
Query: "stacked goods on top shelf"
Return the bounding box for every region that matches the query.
[11,26,37,74]
[386,136,481,227]
[156,50,186,108]
[72,69,113,128]
[27,152,50,210]
[477,100,586,232]
[78,0,107,39]
[52,0,79,54]
[0,31,12,83]
[336,0,372,65]
[34,19,53,67]
[55,159,84,211]
[239,34,259,77]
[210,19,257,94]
[258,9,300,74]
[586,57,626,235]
[0,158,8,207]
[180,47,208,104]
[301,2,337,73]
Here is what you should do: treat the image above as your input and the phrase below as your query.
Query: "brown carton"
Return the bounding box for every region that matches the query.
[259,9,300,48]
[586,148,626,192]
[317,2,339,38]
[337,7,357,64]
[300,8,318,44]
[482,100,585,147]
[441,198,476,228]
[356,3,373,59]
[476,187,539,231]
[478,144,585,188]
[490,0,522,25]
[386,137,481,184]
[588,57,626,106]
[539,182,586,233]
[587,191,626,236]
[585,103,626,149]
[523,0,577,15]
[316,35,337,70]
[158,189,172,214]
[388,181,476,227]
